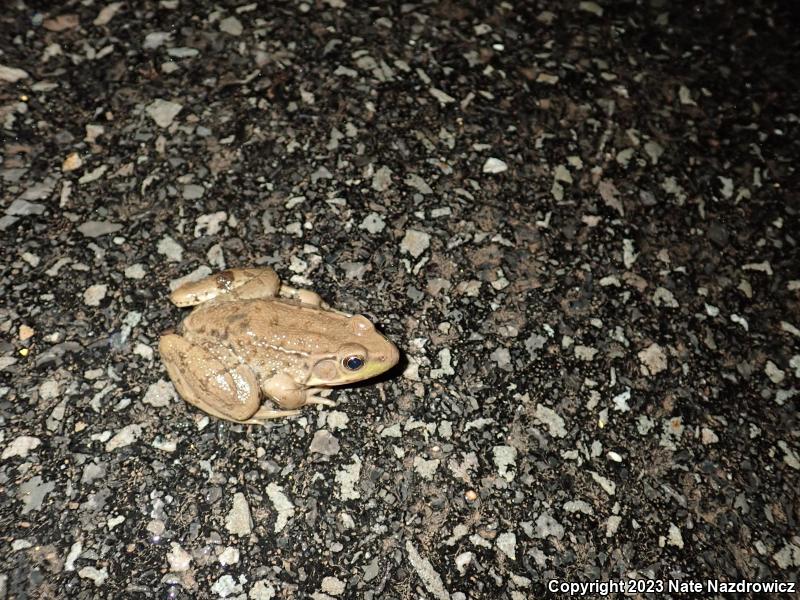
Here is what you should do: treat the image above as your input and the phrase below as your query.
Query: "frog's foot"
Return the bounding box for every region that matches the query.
[303,387,337,407]
[243,407,301,424]
[169,268,281,307]
[159,334,261,422]
[277,284,328,308]
[278,284,352,315]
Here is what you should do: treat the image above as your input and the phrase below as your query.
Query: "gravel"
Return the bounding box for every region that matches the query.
[1,1,798,597]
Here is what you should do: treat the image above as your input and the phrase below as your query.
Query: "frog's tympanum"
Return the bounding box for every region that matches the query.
[159,268,399,423]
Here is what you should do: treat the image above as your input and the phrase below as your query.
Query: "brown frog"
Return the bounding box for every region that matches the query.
[159,267,399,424]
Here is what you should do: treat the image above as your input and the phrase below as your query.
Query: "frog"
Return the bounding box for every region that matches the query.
[158,267,399,424]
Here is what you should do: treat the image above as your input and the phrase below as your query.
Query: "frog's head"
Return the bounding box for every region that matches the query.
[306,315,400,387]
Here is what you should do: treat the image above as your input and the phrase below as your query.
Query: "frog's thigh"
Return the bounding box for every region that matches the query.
[169,268,281,307]
[261,373,311,410]
[159,334,261,422]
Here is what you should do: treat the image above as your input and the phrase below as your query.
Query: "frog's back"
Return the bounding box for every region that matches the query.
[183,297,350,355]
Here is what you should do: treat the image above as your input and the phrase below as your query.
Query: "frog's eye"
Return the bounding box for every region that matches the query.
[343,355,365,371]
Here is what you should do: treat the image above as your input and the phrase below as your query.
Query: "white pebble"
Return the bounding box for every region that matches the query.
[146,98,183,128]
[400,229,430,258]
[83,284,108,306]
[482,157,508,174]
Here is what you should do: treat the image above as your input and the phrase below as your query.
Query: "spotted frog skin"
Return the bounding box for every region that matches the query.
[158,268,399,424]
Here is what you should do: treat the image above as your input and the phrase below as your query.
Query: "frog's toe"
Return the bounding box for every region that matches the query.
[304,389,337,407]
[243,407,302,424]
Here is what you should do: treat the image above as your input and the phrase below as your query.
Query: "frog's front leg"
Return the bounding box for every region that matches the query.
[159,333,265,422]
[169,268,282,307]
[261,373,337,410]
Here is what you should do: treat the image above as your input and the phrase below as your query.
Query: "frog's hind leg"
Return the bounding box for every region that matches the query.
[277,285,351,315]
[169,268,281,307]
[158,334,261,423]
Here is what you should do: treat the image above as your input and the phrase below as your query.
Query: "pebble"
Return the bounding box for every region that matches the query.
[207,243,226,269]
[701,427,719,445]
[194,211,227,236]
[325,411,349,430]
[579,1,603,16]
[405,173,433,195]
[564,500,594,515]
[652,287,679,308]
[493,445,517,482]
[455,552,473,574]
[430,348,454,378]
[167,542,192,571]
[429,87,456,105]
[765,361,785,384]
[534,513,564,540]
[62,152,83,171]
[225,492,253,537]
[320,577,345,596]
[64,542,82,571]
[93,2,123,26]
[43,14,79,31]
[266,483,295,533]
[406,541,450,600]
[413,456,440,480]
[249,581,277,600]
[157,235,184,262]
[590,471,616,495]
[83,284,108,306]
[167,47,199,58]
[78,566,109,587]
[78,220,122,238]
[142,379,177,407]
[496,532,516,560]
[2,435,42,459]
[19,476,55,514]
[211,575,242,598]
[309,430,340,456]
[490,347,512,370]
[183,184,205,200]
[667,523,684,548]
[533,404,567,437]
[371,166,393,191]
[0,64,29,82]
[219,16,243,36]
[39,380,60,402]
[335,455,362,500]
[400,229,430,258]
[218,547,240,565]
[612,389,631,412]
[380,423,402,438]
[105,424,142,451]
[482,157,508,174]
[124,264,146,279]
[21,252,40,267]
[6,199,46,216]
[638,343,668,375]
[78,165,108,184]
[146,98,183,128]
[574,345,598,361]
[142,31,170,49]
[606,515,622,538]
